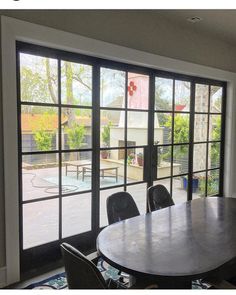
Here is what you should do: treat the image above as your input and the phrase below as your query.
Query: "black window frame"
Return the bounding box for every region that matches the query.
[16,41,227,277]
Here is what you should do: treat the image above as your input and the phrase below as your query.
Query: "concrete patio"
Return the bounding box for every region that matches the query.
[22,165,201,249]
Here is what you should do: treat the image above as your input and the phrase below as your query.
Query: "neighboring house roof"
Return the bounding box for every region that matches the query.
[21,114,58,132]
[21,113,108,132]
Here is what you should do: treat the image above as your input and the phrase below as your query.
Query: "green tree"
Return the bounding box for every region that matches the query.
[34,130,54,151]
[102,122,111,147]
[164,114,189,157]
[211,116,221,166]
[66,123,85,149]
[31,113,56,151]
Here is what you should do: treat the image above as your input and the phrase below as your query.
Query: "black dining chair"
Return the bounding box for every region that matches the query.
[61,242,157,289]
[147,184,175,212]
[61,242,107,289]
[106,191,140,224]
[106,192,140,287]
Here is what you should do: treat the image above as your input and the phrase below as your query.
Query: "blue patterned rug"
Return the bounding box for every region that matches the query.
[25,273,67,289]
[24,259,122,289]
[24,259,210,289]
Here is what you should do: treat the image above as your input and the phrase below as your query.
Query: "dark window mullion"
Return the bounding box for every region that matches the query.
[61,104,92,110]
[219,84,227,196]
[21,101,59,108]
[22,194,62,205]
[92,65,100,233]
[22,150,60,155]
[124,72,128,191]
[205,85,211,196]
[58,59,62,241]
[188,82,195,201]
[147,73,155,211]
[170,80,175,197]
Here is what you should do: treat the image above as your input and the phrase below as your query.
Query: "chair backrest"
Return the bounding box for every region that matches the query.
[60,243,107,289]
[106,191,140,224]
[147,184,175,212]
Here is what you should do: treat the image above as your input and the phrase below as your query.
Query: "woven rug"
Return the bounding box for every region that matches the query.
[24,259,121,289]
[25,273,67,289]
[24,259,210,289]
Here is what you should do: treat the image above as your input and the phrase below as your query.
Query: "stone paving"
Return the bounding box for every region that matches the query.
[22,166,200,249]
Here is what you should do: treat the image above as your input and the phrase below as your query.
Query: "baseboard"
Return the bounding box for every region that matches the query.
[0,267,6,288]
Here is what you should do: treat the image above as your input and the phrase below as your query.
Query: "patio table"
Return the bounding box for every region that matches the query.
[82,164,119,182]
[64,160,91,179]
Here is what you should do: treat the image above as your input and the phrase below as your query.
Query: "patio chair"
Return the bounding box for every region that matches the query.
[147,184,175,212]
[106,191,140,224]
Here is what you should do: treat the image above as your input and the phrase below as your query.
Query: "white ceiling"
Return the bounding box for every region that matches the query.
[156,10,236,46]
[1,10,236,71]
[1,10,236,46]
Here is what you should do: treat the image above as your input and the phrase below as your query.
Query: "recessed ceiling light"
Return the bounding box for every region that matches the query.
[187,16,203,23]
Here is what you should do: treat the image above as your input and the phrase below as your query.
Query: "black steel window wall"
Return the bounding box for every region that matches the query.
[16,41,226,274]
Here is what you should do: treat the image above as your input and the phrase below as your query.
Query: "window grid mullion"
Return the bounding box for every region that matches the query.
[205,85,211,196]
[170,80,175,197]
[58,59,62,241]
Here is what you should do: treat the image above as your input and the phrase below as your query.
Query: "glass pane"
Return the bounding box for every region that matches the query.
[154,113,172,145]
[100,187,124,227]
[195,84,209,113]
[127,111,148,146]
[173,145,189,175]
[194,114,208,142]
[175,80,190,112]
[172,176,187,204]
[22,154,59,201]
[127,148,144,183]
[210,86,222,113]
[100,68,125,108]
[127,183,147,214]
[23,198,59,249]
[209,115,221,141]
[21,105,58,152]
[61,108,92,150]
[207,170,219,196]
[100,149,124,188]
[20,53,58,104]
[127,72,149,110]
[193,143,207,172]
[100,110,125,148]
[157,146,172,178]
[62,151,92,194]
[155,77,173,111]
[153,179,171,194]
[209,142,221,169]
[173,114,189,143]
[193,172,206,199]
[62,193,91,238]
[61,61,92,106]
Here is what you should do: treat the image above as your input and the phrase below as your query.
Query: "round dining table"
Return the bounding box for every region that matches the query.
[97,197,236,288]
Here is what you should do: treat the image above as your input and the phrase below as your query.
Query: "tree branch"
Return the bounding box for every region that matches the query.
[45,59,57,104]
[73,74,92,91]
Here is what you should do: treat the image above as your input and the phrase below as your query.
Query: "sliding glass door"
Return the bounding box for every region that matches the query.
[16,42,226,275]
